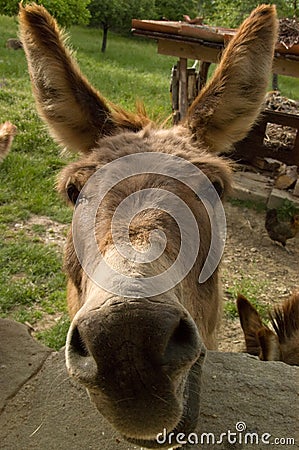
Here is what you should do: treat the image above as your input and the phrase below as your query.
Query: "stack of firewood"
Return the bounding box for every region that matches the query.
[252,92,299,196]
[252,156,299,197]
[263,92,299,153]
[278,17,299,49]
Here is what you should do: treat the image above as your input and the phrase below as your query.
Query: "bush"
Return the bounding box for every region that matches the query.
[0,0,91,27]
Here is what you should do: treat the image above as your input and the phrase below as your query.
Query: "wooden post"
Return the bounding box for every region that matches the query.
[272,73,279,90]
[187,67,197,106]
[294,129,299,165]
[178,58,188,120]
[170,64,180,124]
[198,61,211,91]
[234,111,299,166]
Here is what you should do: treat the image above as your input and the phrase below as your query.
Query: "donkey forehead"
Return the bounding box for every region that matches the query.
[75,127,229,187]
[77,153,225,206]
[92,126,204,162]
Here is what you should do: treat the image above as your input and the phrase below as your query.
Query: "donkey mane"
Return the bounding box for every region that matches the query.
[110,102,152,132]
[270,292,299,343]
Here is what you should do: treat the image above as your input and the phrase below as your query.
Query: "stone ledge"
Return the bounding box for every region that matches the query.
[0,319,52,412]
[0,319,298,449]
[232,171,299,209]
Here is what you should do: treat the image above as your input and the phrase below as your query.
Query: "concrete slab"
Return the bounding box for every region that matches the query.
[267,187,299,209]
[294,179,299,197]
[0,319,51,412]
[1,320,298,450]
[0,350,140,450]
[232,172,271,204]
[231,171,299,209]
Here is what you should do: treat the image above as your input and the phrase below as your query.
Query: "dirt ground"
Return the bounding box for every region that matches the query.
[220,201,299,352]
[20,201,299,353]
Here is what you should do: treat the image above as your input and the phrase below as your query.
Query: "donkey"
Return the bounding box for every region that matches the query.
[237,292,299,366]
[0,121,16,162]
[19,4,277,448]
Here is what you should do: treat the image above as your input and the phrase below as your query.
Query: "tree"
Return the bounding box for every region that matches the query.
[88,0,125,52]
[155,0,198,21]
[0,0,91,27]
[0,0,18,16]
[198,0,298,27]
[88,0,156,52]
[281,0,298,17]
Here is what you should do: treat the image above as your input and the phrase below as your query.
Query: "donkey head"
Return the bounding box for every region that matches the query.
[20,4,277,448]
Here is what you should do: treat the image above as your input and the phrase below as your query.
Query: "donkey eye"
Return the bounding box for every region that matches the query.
[212,180,224,198]
[67,183,80,204]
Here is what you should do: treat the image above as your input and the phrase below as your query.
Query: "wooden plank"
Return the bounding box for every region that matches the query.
[272,56,299,78]
[234,140,298,166]
[263,110,299,129]
[198,61,211,90]
[131,19,181,35]
[187,68,197,105]
[170,64,180,124]
[233,112,299,166]
[178,58,188,119]
[171,65,179,110]
[158,39,299,78]
[158,39,221,63]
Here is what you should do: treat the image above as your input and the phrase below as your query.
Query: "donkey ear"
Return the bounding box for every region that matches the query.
[186,5,278,153]
[19,4,116,153]
[257,328,281,361]
[237,294,265,357]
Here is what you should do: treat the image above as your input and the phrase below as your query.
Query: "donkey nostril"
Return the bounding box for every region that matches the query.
[173,318,199,347]
[164,317,200,365]
[70,325,89,357]
[66,322,98,386]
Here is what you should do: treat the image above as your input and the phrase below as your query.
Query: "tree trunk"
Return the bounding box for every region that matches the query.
[101,23,109,53]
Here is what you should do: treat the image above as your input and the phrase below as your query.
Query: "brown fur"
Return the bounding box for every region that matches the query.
[237,292,299,366]
[19,4,278,447]
[6,38,23,50]
[0,122,17,161]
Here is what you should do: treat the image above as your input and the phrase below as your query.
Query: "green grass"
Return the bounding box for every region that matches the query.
[277,75,299,101]
[1,13,299,349]
[0,226,68,348]
[35,316,70,350]
[228,198,267,214]
[0,235,64,313]
[224,275,270,321]
[229,197,299,221]
[70,27,177,118]
[0,15,177,349]
[276,199,299,220]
